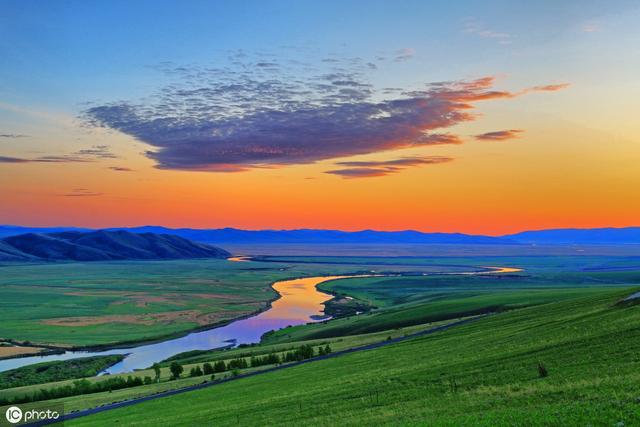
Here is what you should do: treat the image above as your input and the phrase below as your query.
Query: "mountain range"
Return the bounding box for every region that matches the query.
[0,230,231,262]
[1,225,639,246]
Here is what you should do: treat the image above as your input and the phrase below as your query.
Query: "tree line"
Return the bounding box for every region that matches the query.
[0,344,333,405]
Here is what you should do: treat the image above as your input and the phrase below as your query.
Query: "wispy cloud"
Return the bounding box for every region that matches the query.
[0,155,29,163]
[326,156,453,178]
[82,55,567,174]
[61,188,103,197]
[463,19,512,44]
[527,83,570,92]
[0,155,92,163]
[73,145,117,159]
[475,129,524,141]
[108,166,134,172]
[394,48,415,62]
[0,145,117,164]
[0,133,29,139]
[581,21,601,33]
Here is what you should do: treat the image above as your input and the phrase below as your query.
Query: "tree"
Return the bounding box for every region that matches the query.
[203,362,214,375]
[169,362,183,379]
[324,344,332,354]
[152,363,161,383]
[190,366,203,377]
[214,361,226,373]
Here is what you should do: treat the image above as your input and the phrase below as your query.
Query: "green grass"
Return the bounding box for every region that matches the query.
[64,287,640,426]
[0,258,399,347]
[2,254,637,348]
[0,355,123,389]
[0,320,453,409]
[263,286,614,343]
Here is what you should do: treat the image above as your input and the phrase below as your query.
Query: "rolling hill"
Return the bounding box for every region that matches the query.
[0,230,231,261]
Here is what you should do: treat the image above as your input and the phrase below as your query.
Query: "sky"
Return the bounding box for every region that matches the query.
[1,0,639,235]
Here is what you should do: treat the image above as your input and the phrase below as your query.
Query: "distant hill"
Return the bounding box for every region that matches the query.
[505,227,640,245]
[2,225,639,246]
[0,226,517,245]
[0,230,231,262]
[108,227,518,245]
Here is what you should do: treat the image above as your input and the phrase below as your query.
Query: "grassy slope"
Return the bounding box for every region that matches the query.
[0,320,452,408]
[67,288,640,426]
[264,284,613,343]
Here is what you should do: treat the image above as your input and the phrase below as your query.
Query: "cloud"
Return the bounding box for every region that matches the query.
[527,83,570,92]
[0,155,29,163]
[82,56,567,174]
[475,129,524,141]
[419,133,464,145]
[394,48,415,62]
[61,188,103,197]
[73,145,117,159]
[0,133,29,139]
[325,155,453,178]
[463,19,512,44]
[0,145,117,165]
[0,155,92,163]
[108,166,134,172]
[581,21,600,33]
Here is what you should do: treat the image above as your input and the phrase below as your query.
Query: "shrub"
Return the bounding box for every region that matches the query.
[537,362,548,378]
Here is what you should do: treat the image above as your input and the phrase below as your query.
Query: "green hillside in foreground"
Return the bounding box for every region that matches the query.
[67,288,640,426]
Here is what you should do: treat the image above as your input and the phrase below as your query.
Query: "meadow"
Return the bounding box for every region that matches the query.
[0,258,384,348]
[62,288,640,426]
[0,255,504,348]
[1,250,639,425]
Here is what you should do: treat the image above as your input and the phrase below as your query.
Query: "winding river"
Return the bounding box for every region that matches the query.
[0,263,521,374]
[0,275,353,374]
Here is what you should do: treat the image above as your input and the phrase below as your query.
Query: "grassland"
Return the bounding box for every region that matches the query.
[0,255,507,349]
[2,251,640,425]
[0,320,455,411]
[63,288,640,426]
[0,258,397,348]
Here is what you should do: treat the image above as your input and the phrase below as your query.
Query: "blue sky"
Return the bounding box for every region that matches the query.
[2,0,635,109]
[1,1,639,232]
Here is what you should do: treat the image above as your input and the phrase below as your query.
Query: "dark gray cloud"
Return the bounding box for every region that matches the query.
[0,145,116,164]
[0,155,29,163]
[73,145,117,159]
[0,133,29,139]
[326,156,453,178]
[108,166,133,172]
[82,57,567,174]
[0,155,92,163]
